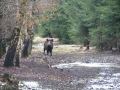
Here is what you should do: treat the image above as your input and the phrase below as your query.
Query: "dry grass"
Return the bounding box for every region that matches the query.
[33,36,59,43]
[32,36,96,54]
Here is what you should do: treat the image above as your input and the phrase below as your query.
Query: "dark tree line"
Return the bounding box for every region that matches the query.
[38,0,120,51]
[0,0,120,68]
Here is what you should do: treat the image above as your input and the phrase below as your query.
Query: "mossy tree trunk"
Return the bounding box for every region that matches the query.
[109,45,113,51]
[0,0,3,58]
[15,35,21,67]
[22,39,29,57]
[28,28,34,55]
[84,39,90,50]
[117,42,120,52]
[28,38,33,55]
[0,38,2,59]
[22,30,34,57]
[15,50,20,67]
[85,40,90,50]
[3,0,27,67]
[4,28,20,67]
[22,0,34,57]
[2,39,6,55]
[0,38,6,59]
[22,29,34,57]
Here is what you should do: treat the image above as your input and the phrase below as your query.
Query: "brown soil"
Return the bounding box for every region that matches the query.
[0,38,120,89]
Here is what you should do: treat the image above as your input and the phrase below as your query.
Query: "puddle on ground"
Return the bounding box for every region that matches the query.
[19,81,52,90]
[52,62,120,69]
[82,68,120,90]
[52,62,120,90]
[19,81,81,90]
[1,62,120,90]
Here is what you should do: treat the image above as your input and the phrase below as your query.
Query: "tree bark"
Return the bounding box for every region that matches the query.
[85,39,90,50]
[117,43,120,52]
[98,42,104,51]
[2,39,6,55]
[4,28,20,67]
[86,45,89,50]
[0,39,2,59]
[109,45,113,51]
[0,38,6,59]
[22,39,29,57]
[27,28,34,55]
[0,0,3,58]
[15,50,20,67]
[28,38,33,55]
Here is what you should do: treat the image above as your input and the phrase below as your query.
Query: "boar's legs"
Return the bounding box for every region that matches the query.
[47,49,52,56]
[50,50,52,56]
[44,48,46,54]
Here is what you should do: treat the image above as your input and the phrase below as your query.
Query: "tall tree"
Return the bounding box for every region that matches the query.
[4,0,27,67]
[0,0,3,58]
[89,0,120,51]
[22,0,34,57]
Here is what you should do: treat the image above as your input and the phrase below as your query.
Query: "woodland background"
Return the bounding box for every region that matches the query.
[0,0,120,67]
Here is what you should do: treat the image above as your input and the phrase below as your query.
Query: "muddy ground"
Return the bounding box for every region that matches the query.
[0,37,120,90]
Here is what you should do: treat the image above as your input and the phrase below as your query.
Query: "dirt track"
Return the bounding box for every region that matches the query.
[0,38,120,89]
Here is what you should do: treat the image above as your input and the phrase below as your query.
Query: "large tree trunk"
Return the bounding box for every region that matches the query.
[0,38,6,59]
[28,28,34,55]
[22,29,33,57]
[15,50,20,67]
[28,38,33,55]
[0,0,3,59]
[24,1,34,56]
[22,34,33,57]
[2,39,6,55]
[4,28,20,67]
[84,39,90,50]
[4,0,27,67]
[109,45,113,51]
[117,43,120,52]
[0,39,2,59]
[22,39,29,57]
[22,28,34,57]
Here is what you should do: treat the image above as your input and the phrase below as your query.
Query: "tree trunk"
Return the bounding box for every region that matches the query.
[15,50,20,67]
[86,45,89,50]
[0,0,3,58]
[26,1,34,55]
[28,38,33,55]
[22,39,29,57]
[85,40,90,50]
[21,28,33,57]
[27,28,34,55]
[0,38,6,59]
[98,42,104,51]
[2,39,6,55]
[4,28,20,67]
[117,43,120,52]
[0,39,2,59]
[109,45,113,51]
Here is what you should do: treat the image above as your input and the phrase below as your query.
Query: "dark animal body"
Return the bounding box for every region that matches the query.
[44,39,53,56]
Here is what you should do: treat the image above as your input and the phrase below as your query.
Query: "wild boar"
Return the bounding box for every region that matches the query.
[44,39,53,56]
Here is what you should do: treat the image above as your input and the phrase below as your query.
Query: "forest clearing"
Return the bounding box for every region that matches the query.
[0,37,120,90]
[0,0,120,90]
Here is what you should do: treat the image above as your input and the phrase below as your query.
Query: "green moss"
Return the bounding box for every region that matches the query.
[1,74,19,90]
[2,84,17,90]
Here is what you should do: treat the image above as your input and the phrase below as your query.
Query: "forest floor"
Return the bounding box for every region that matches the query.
[0,37,120,90]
